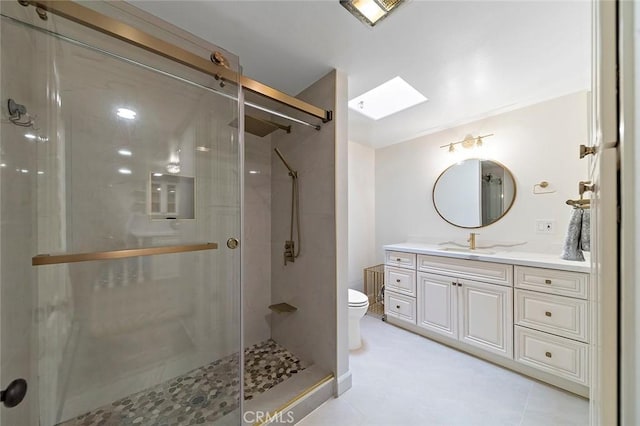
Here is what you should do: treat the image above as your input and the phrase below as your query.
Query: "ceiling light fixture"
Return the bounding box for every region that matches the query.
[118,148,132,156]
[348,76,428,120]
[340,0,405,27]
[116,107,137,120]
[118,168,132,175]
[440,133,494,153]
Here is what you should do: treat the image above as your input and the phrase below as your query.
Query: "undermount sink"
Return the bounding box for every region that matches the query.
[438,247,496,255]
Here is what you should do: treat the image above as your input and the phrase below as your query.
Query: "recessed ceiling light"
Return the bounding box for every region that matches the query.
[118,148,132,156]
[153,173,163,177]
[116,108,137,120]
[37,171,44,175]
[0,163,6,168]
[118,168,132,175]
[196,146,210,152]
[24,133,37,140]
[249,170,261,174]
[348,76,428,120]
[20,169,29,174]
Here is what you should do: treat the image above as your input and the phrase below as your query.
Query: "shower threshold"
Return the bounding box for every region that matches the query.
[58,339,306,426]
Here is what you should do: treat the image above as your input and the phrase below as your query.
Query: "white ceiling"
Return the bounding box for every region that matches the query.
[131,0,591,148]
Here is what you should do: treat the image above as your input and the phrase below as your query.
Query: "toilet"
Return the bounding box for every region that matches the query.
[348,289,369,350]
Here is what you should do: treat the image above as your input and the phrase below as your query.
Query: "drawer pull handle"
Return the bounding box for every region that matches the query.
[544,279,552,284]
[545,311,552,317]
[396,305,401,309]
[452,282,457,286]
[396,258,401,262]
[545,352,552,358]
[396,279,401,283]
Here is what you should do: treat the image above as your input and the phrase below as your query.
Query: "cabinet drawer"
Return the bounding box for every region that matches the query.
[385,291,416,325]
[515,326,588,385]
[417,254,513,287]
[385,251,416,269]
[515,290,589,342]
[385,266,416,296]
[515,266,588,299]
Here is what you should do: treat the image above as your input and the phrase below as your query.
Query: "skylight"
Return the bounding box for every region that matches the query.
[348,76,428,120]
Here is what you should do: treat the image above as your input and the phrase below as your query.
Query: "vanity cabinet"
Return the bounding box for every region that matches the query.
[384,252,417,324]
[383,245,591,396]
[417,255,513,359]
[514,266,590,386]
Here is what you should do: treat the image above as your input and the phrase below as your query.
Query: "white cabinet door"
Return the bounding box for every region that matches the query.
[458,279,513,358]
[417,272,457,338]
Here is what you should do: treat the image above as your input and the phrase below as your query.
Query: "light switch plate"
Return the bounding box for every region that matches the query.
[536,220,555,234]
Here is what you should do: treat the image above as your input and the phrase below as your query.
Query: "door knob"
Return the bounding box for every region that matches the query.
[1,378,27,408]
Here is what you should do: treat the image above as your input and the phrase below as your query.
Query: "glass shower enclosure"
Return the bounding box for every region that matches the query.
[0,2,242,425]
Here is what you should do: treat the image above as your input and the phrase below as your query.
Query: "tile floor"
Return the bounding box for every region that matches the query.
[60,339,304,426]
[299,315,589,426]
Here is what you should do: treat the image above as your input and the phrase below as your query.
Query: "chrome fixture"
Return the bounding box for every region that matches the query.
[340,0,406,27]
[440,133,494,153]
[275,148,300,265]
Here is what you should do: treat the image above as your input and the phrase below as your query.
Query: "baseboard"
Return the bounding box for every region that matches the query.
[335,370,352,396]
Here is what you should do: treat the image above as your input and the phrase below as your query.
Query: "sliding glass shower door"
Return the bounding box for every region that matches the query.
[0,3,242,425]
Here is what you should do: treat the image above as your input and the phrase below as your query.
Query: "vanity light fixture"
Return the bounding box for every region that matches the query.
[340,0,405,27]
[440,133,494,153]
[166,148,181,174]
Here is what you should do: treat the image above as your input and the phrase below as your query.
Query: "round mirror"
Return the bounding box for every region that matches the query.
[433,159,516,228]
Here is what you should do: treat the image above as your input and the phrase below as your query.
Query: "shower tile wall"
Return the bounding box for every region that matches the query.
[270,71,339,373]
[243,132,272,347]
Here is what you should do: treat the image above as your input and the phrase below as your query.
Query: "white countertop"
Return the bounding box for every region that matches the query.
[383,242,591,273]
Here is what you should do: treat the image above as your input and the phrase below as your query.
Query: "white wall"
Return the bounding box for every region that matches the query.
[375,91,589,259]
[347,141,376,292]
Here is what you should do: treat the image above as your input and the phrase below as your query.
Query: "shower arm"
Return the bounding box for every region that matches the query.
[274,148,298,178]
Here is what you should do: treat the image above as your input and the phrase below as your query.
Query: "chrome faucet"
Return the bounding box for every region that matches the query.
[468,232,478,250]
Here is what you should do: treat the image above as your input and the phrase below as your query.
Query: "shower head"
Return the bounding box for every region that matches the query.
[274,148,297,176]
[228,115,291,137]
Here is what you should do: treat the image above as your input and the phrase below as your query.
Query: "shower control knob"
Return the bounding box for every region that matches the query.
[1,378,27,408]
[226,238,239,249]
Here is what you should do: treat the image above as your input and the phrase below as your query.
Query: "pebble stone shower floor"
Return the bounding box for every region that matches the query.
[59,339,306,426]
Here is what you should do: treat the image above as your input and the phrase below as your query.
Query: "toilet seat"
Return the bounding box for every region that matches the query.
[348,289,369,307]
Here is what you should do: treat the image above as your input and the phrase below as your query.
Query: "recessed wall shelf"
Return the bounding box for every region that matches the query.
[269,303,298,313]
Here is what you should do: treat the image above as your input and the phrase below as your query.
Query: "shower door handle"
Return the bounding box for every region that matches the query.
[227,238,239,249]
[1,378,27,408]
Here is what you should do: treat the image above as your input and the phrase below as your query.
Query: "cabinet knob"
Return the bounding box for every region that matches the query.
[396,258,401,262]
[396,305,401,309]
[545,352,552,358]
[545,311,552,317]
[452,282,457,286]
[544,279,552,284]
[396,279,401,283]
